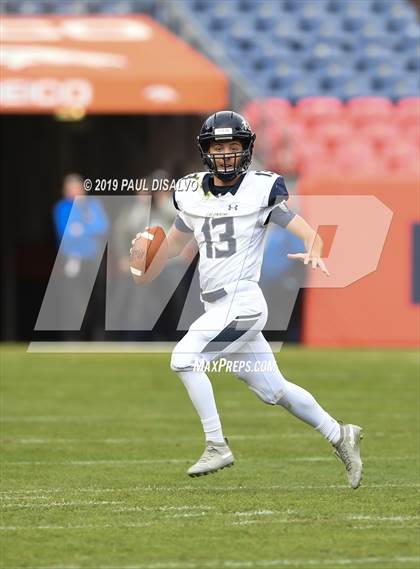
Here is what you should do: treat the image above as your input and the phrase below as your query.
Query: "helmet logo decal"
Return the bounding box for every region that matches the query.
[214,128,233,135]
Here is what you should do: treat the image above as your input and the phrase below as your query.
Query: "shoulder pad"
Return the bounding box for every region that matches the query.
[245,170,288,207]
[174,172,207,212]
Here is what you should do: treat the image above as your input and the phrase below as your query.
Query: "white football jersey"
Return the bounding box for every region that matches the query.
[174,170,291,295]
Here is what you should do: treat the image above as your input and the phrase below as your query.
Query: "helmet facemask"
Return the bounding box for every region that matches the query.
[198,135,255,182]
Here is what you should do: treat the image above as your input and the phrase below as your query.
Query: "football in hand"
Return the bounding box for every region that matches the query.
[129,226,168,284]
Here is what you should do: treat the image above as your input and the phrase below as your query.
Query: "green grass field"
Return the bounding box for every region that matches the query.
[1,345,419,569]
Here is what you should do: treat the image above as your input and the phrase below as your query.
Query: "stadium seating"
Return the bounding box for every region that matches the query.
[396,97,420,126]
[295,97,344,126]
[246,96,420,176]
[3,0,418,177]
[181,0,419,102]
[357,123,400,152]
[243,98,293,130]
[3,0,417,102]
[346,97,394,125]
[1,0,160,17]
[311,121,354,150]
[383,141,420,173]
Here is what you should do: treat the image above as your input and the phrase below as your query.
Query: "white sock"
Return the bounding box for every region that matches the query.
[201,415,225,444]
[277,381,341,444]
[315,415,341,445]
[176,370,225,443]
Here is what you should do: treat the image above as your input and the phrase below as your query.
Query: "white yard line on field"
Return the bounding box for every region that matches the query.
[3,504,416,530]
[231,520,266,526]
[0,522,154,531]
[2,431,408,444]
[350,525,415,530]
[0,434,310,444]
[4,459,188,465]
[1,434,311,444]
[166,512,208,519]
[4,556,420,568]
[348,515,419,522]
[0,496,214,511]
[1,482,419,498]
[0,513,209,531]
[1,513,416,531]
[233,510,278,517]
[1,416,96,423]
[111,505,214,513]
[1,411,417,422]
[2,500,122,509]
[1,510,418,530]
[3,456,412,466]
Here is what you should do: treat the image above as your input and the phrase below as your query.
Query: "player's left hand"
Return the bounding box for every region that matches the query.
[287,253,330,276]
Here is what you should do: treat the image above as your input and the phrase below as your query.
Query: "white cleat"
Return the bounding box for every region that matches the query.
[187,439,234,477]
[333,424,364,489]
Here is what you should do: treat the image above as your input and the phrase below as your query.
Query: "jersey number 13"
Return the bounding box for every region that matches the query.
[202,217,236,259]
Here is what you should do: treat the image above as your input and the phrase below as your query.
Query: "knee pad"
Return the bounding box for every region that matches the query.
[170,347,196,372]
[249,384,287,405]
[235,370,287,406]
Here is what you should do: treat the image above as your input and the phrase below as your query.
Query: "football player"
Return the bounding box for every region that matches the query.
[133,111,363,488]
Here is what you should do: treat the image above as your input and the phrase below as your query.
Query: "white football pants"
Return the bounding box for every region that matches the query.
[170,280,339,442]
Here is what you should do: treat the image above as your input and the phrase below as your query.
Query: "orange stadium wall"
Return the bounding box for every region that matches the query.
[298,175,420,347]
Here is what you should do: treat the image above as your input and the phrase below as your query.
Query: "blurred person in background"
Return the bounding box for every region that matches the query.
[260,224,305,342]
[261,154,304,341]
[53,173,109,339]
[113,189,151,277]
[112,170,193,339]
[152,181,199,339]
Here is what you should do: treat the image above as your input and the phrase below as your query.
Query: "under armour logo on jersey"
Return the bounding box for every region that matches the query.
[228,204,239,211]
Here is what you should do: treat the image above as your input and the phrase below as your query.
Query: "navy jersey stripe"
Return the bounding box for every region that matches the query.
[268,176,289,207]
